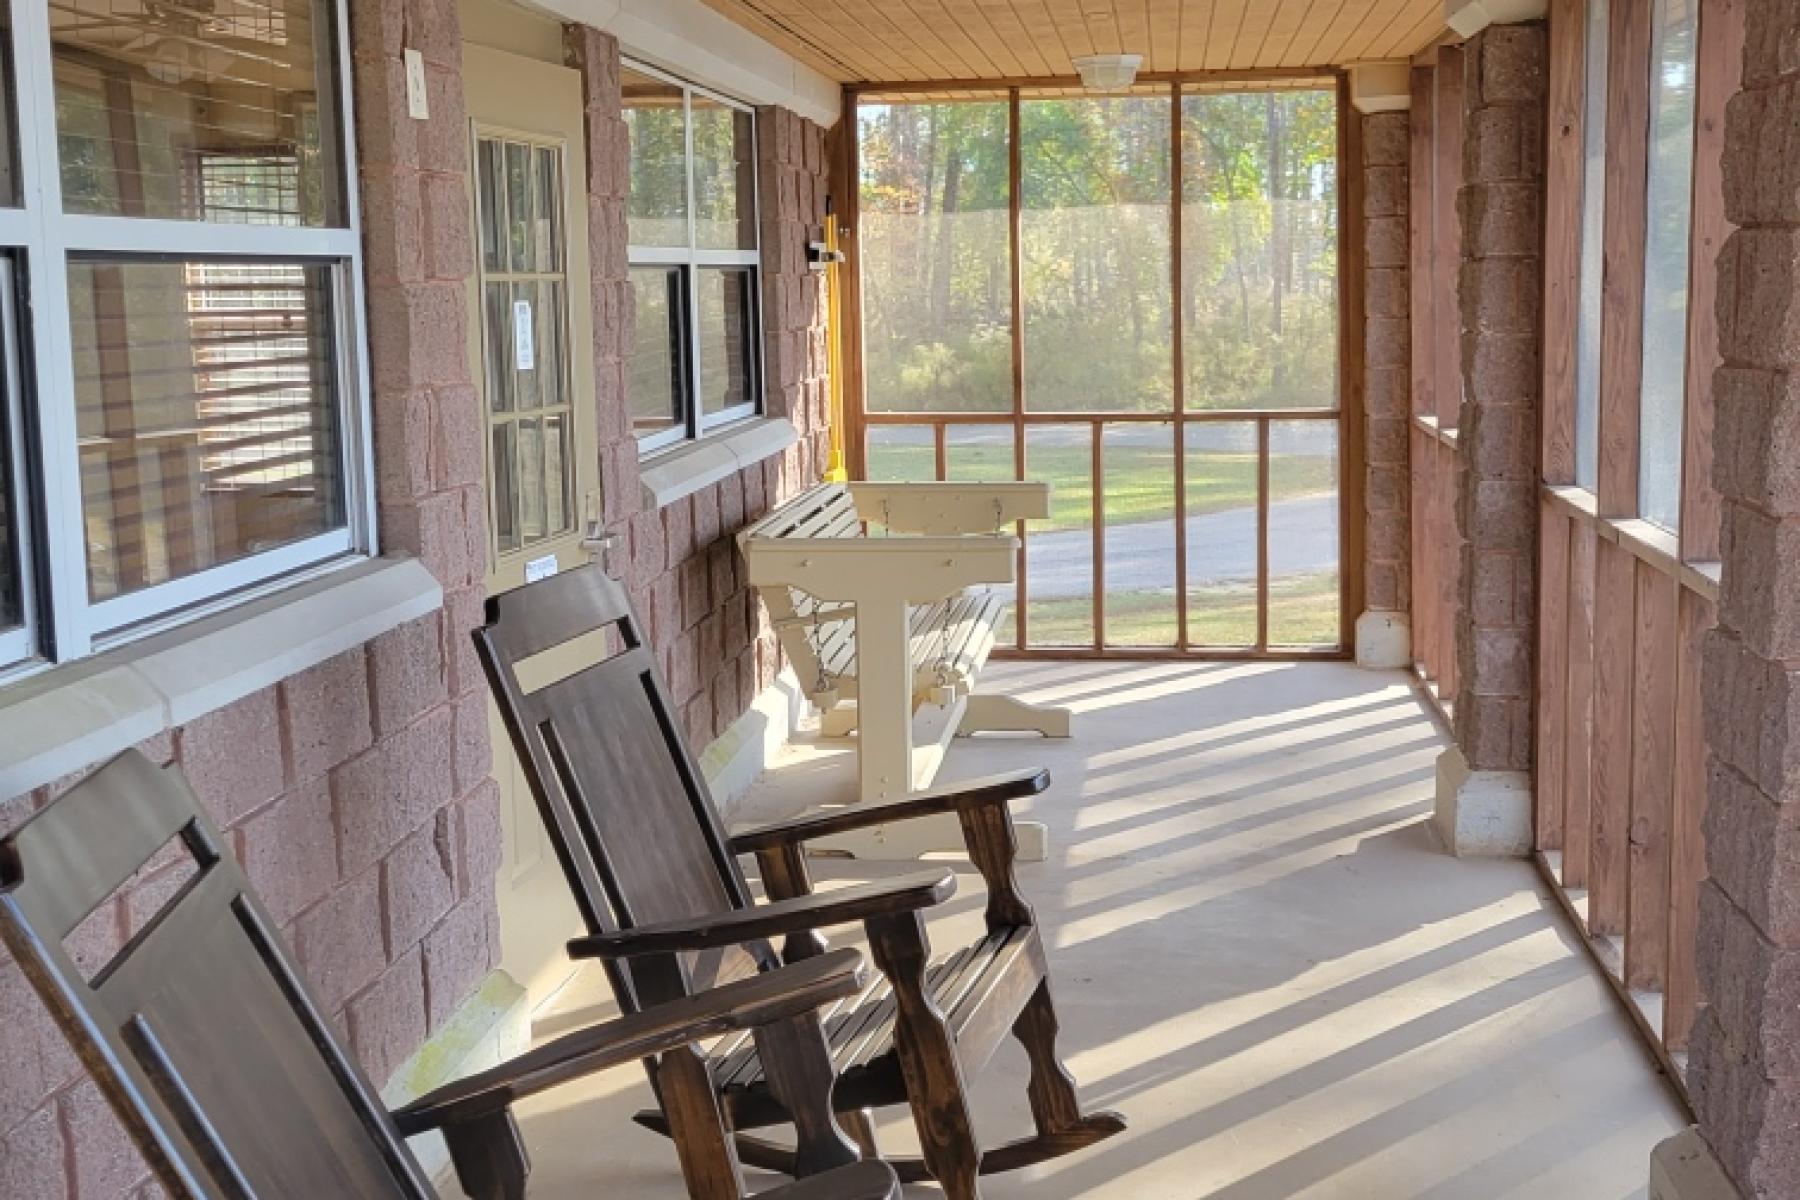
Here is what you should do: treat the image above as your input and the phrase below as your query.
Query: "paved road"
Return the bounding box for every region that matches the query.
[1025,494,1338,598]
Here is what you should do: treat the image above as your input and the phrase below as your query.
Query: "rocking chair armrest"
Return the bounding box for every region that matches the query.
[729,767,1052,855]
[392,948,867,1135]
[566,870,957,961]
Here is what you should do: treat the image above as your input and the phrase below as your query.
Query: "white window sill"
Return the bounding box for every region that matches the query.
[0,558,442,800]
[638,416,797,510]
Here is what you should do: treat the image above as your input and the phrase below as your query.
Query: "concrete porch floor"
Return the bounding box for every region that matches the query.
[484,661,1686,1200]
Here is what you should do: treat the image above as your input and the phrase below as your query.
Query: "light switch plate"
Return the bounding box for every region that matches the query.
[404,48,429,120]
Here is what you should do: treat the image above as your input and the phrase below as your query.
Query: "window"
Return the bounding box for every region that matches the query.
[1574,0,1610,491]
[0,0,368,671]
[1638,0,1700,531]
[474,134,574,556]
[623,63,761,452]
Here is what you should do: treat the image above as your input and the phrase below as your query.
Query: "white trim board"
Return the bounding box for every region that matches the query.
[521,0,842,126]
[0,558,442,800]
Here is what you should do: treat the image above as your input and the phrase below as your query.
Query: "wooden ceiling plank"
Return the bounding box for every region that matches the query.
[697,0,874,79]
[1069,0,1121,54]
[948,0,1029,78]
[974,0,1053,75]
[869,0,972,77]
[1378,1,1448,60]
[856,0,967,80]
[1043,0,1096,60]
[1230,0,1280,68]
[1009,0,1072,73]
[817,0,923,79]
[900,0,1003,78]
[1293,0,1366,65]
[1144,0,1181,73]
[1248,0,1314,67]
[1110,0,1151,59]
[1183,0,1218,73]
[1204,0,1249,70]
[1338,0,1425,63]
[768,0,916,80]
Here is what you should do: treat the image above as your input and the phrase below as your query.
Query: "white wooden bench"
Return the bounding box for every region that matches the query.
[738,481,1071,860]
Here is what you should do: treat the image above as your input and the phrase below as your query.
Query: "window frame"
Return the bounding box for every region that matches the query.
[0,254,32,666]
[623,58,763,456]
[0,0,377,674]
[471,125,582,564]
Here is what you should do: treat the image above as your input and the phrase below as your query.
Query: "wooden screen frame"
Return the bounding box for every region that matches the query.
[1531,0,1741,1092]
[837,71,1362,661]
[1407,47,1465,715]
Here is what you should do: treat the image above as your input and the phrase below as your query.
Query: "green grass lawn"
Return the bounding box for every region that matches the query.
[867,439,1334,533]
[868,431,1341,652]
[1022,573,1341,649]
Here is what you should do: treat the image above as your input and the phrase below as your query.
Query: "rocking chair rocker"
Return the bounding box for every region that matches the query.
[475,564,1124,1199]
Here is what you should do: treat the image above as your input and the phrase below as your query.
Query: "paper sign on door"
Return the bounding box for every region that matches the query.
[513,299,536,371]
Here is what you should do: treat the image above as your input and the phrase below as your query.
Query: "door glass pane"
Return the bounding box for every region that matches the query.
[693,97,756,251]
[858,97,1012,413]
[518,417,545,542]
[0,1,17,208]
[538,280,566,411]
[866,425,932,481]
[506,141,535,272]
[483,282,514,412]
[1574,0,1610,490]
[537,146,564,270]
[629,267,684,440]
[1021,92,1172,413]
[696,268,756,418]
[544,414,568,537]
[622,68,688,248]
[51,0,341,225]
[492,423,518,553]
[1638,0,1699,532]
[1103,423,1177,647]
[1181,90,1338,410]
[511,281,541,411]
[68,259,346,603]
[1025,424,1094,645]
[1268,420,1339,646]
[1185,421,1259,647]
[479,139,507,274]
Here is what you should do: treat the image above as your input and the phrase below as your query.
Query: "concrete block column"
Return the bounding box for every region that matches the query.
[1359,107,1415,670]
[1433,20,1546,856]
[1659,1,1800,1193]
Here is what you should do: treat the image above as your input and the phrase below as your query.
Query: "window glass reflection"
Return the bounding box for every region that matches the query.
[51,0,341,226]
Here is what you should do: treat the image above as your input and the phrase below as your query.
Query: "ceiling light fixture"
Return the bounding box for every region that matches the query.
[1072,53,1143,92]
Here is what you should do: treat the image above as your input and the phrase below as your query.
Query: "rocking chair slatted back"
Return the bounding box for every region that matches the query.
[0,752,432,1200]
[476,566,775,1010]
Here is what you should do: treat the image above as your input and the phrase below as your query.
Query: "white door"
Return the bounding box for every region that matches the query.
[464,45,598,1013]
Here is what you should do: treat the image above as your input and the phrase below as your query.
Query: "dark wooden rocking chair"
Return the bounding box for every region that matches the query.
[0,750,898,1200]
[474,564,1124,1199]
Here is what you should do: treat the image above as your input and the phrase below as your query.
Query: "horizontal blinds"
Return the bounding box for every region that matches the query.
[69,259,343,603]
